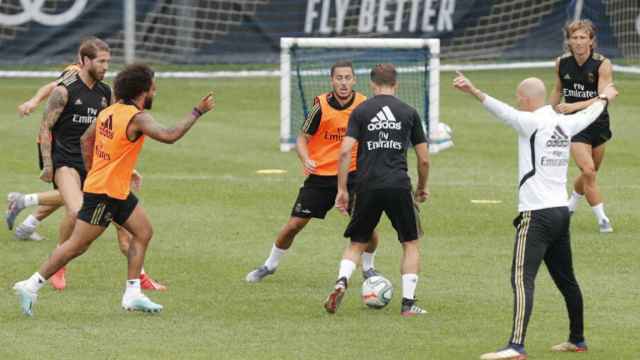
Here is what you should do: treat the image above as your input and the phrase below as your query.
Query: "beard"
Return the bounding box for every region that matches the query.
[143,96,153,110]
[89,67,104,81]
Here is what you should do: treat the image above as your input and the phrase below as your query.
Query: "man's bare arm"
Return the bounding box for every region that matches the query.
[549,59,563,107]
[18,81,58,117]
[38,86,68,182]
[129,93,215,144]
[80,121,97,172]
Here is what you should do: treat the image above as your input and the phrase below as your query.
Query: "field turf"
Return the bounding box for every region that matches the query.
[0,69,638,359]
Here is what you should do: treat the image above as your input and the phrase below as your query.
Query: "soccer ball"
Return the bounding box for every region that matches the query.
[361,276,393,309]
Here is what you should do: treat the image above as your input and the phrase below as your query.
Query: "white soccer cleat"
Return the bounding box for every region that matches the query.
[480,346,528,360]
[122,294,163,313]
[599,219,613,233]
[551,341,588,352]
[15,224,46,241]
[13,280,37,316]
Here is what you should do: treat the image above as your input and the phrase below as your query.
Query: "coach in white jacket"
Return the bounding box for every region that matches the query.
[453,72,617,360]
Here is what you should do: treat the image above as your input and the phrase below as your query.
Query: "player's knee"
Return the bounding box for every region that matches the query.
[285,220,306,234]
[581,167,597,182]
[139,227,153,243]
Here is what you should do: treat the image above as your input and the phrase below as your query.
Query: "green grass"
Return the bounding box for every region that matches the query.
[1,70,638,359]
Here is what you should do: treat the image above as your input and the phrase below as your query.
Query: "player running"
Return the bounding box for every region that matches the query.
[324,64,430,316]
[246,61,380,283]
[13,63,215,316]
[7,63,81,241]
[8,37,165,291]
[549,20,618,233]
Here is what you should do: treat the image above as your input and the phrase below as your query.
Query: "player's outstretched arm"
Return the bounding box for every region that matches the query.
[453,71,536,136]
[18,80,59,117]
[38,86,68,182]
[80,121,97,172]
[129,93,215,144]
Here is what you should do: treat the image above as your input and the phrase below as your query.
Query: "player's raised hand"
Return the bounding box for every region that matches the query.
[18,100,37,117]
[196,92,215,114]
[334,190,349,216]
[453,71,475,93]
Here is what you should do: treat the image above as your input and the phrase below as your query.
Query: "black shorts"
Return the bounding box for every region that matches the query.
[571,121,612,148]
[52,160,87,190]
[77,192,139,228]
[344,188,422,243]
[290,173,356,219]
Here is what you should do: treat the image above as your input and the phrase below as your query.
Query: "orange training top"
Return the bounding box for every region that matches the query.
[83,103,144,200]
[307,92,366,176]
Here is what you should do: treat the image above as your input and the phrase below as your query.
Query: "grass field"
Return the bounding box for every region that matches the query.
[1,69,638,360]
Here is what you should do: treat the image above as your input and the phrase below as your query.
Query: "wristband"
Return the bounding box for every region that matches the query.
[191,107,203,118]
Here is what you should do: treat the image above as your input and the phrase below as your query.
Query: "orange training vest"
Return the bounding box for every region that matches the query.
[83,103,144,200]
[307,92,366,176]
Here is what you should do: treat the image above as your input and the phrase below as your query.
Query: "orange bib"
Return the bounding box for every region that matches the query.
[84,103,144,199]
[307,92,366,175]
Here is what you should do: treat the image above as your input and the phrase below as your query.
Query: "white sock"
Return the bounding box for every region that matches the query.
[23,194,39,207]
[21,214,40,229]
[591,203,609,223]
[568,191,583,212]
[362,251,376,271]
[402,274,419,300]
[26,272,46,293]
[140,267,146,276]
[338,259,356,281]
[124,279,141,298]
[264,244,286,271]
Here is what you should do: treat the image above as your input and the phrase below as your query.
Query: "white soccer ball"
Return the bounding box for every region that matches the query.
[361,275,393,309]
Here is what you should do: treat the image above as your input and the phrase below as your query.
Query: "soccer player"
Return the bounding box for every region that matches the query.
[323,64,430,316]
[13,63,215,316]
[549,20,618,233]
[452,72,616,359]
[7,63,81,241]
[246,61,380,283]
[14,37,164,291]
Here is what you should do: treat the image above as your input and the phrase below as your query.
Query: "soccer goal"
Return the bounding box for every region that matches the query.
[280,37,452,153]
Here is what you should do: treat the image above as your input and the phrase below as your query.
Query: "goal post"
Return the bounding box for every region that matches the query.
[280,37,451,153]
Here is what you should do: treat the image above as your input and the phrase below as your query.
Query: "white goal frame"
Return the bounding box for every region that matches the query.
[279,37,440,152]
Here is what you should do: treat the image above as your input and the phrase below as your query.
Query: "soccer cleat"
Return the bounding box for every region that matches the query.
[13,281,37,316]
[599,219,613,233]
[140,273,167,291]
[480,345,528,360]
[122,294,163,313]
[362,268,380,280]
[6,192,26,230]
[323,277,347,314]
[50,267,66,290]
[15,224,46,241]
[551,341,588,352]
[400,298,428,316]
[245,265,276,283]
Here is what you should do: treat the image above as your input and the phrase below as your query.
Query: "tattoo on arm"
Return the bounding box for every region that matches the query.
[132,111,199,144]
[39,87,67,169]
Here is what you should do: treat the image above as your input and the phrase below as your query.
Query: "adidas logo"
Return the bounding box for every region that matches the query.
[546,126,569,147]
[563,73,571,80]
[368,106,401,131]
[74,98,83,105]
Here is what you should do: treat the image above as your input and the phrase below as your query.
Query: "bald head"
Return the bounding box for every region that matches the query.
[516,77,547,111]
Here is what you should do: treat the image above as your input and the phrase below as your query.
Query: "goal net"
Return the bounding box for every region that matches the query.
[280,37,451,153]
